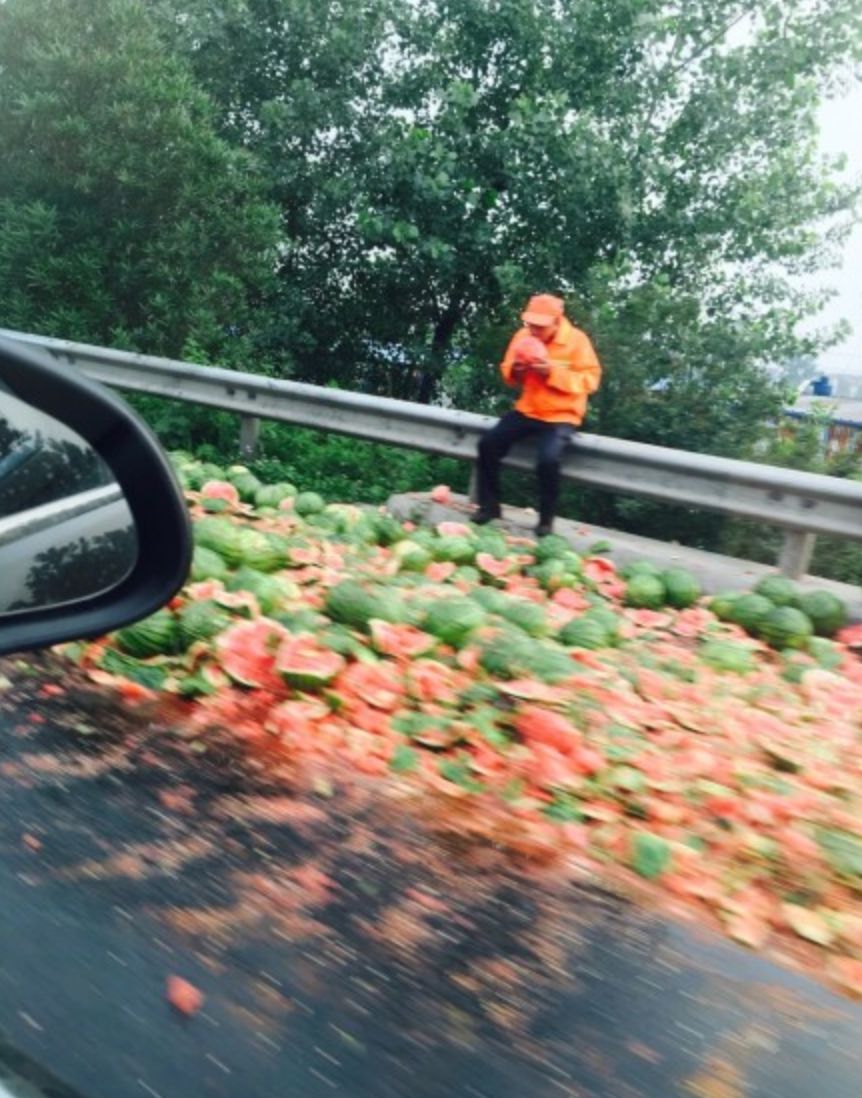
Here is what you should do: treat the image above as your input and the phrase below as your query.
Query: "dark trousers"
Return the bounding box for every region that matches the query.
[476,410,575,523]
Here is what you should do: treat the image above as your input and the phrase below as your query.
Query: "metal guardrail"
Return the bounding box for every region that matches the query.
[5,327,862,579]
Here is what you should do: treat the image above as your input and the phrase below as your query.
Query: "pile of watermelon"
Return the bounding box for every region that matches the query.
[63,457,862,993]
[708,575,849,659]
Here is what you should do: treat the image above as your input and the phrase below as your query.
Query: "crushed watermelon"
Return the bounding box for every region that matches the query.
[63,466,862,995]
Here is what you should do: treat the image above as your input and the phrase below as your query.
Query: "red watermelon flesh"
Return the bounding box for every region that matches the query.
[215,619,288,688]
[275,633,346,689]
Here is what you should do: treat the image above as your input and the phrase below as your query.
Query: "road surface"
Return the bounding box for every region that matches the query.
[0,659,860,1098]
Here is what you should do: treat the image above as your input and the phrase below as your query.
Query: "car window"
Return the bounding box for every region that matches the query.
[0,390,137,613]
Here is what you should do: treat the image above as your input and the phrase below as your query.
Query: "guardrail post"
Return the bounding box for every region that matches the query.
[239,415,260,460]
[778,530,816,579]
[468,463,479,504]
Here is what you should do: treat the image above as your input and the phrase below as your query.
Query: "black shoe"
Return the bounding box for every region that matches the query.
[534,522,554,538]
[473,508,501,526]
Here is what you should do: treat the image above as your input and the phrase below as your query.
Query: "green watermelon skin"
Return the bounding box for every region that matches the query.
[180,600,232,647]
[796,590,848,637]
[116,610,180,658]
[758,606,814,650]
[190,546,229,582]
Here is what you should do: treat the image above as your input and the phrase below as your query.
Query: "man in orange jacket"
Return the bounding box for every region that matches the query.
[474,293,601,537]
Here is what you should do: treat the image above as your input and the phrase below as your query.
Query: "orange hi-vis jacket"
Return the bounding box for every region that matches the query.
[500,317,602,426]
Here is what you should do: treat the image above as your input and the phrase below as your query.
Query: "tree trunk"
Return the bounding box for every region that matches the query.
[417,294,465,404]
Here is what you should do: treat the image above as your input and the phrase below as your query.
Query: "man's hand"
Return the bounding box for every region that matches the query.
[511,362,528,382]
[528,360,551,377]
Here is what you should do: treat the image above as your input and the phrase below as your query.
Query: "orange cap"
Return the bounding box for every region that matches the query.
[521,293,564,326]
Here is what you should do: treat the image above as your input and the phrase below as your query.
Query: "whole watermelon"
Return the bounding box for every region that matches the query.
[368,512,407,547]
[708,592,740,622]
[238,528,286,573]
[699,639,756,674]
[323,503,365,534]
[753,575,799,607]
[796,590,848,637]
[277,607,329,634]
[660,568,701,609]
[227,472,262,503]
[534,534,573,563]
[471,587,508,614]
[531,558,570,591]
[254,483,297,509]
[582,606,622,642]
[559,616,610,650]
[324,581,379,629]
[295,492,326,516]
[423,597,485,648]
[558,550,583,575]
[476,630,573,682]
[622,560,661,580]
[728,593,774,633]
[625,574,665,609]
[193,517,245,566]
[473,528,508,558]
[522,642,579,684]
[179,600,232,647]
[758,606,814,650]
[477,629,533,679]
[178,462,207,491]
[324,581,404,630]
[497,597,549,637]
[433,536,476,565]
[393,540,433,573]
[190,545,229,583]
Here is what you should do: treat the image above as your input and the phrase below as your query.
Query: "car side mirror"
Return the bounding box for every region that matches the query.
[0,335,191,656]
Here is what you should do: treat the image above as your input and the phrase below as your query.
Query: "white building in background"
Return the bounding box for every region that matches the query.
[785,373,862,455]
[796,373,862,400]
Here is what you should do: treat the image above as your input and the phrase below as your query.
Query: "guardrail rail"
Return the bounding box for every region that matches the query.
[5,327,862,579]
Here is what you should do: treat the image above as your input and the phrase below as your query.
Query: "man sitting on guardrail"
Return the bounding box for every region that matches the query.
[474,293,602,537]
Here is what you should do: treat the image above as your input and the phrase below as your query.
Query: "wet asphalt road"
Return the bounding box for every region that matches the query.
[0,664,861,1098]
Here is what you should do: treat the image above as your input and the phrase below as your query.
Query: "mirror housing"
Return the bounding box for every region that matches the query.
[0,335,191,656]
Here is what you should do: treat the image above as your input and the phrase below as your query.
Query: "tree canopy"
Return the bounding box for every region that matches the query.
[0,0,279,361]
[1,0,861,465]
[161,0,862,454]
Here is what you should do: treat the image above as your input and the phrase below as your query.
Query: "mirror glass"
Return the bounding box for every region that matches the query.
[0,388,138,614]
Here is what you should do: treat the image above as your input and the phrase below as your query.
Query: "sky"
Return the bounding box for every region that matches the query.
[802,84,862,374]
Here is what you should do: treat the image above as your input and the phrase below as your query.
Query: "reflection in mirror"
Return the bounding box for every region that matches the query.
[0,387,138,613]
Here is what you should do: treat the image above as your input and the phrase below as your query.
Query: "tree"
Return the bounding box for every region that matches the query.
[153,0,398,374]
[0,0,280,364]
[167,0,862,451]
